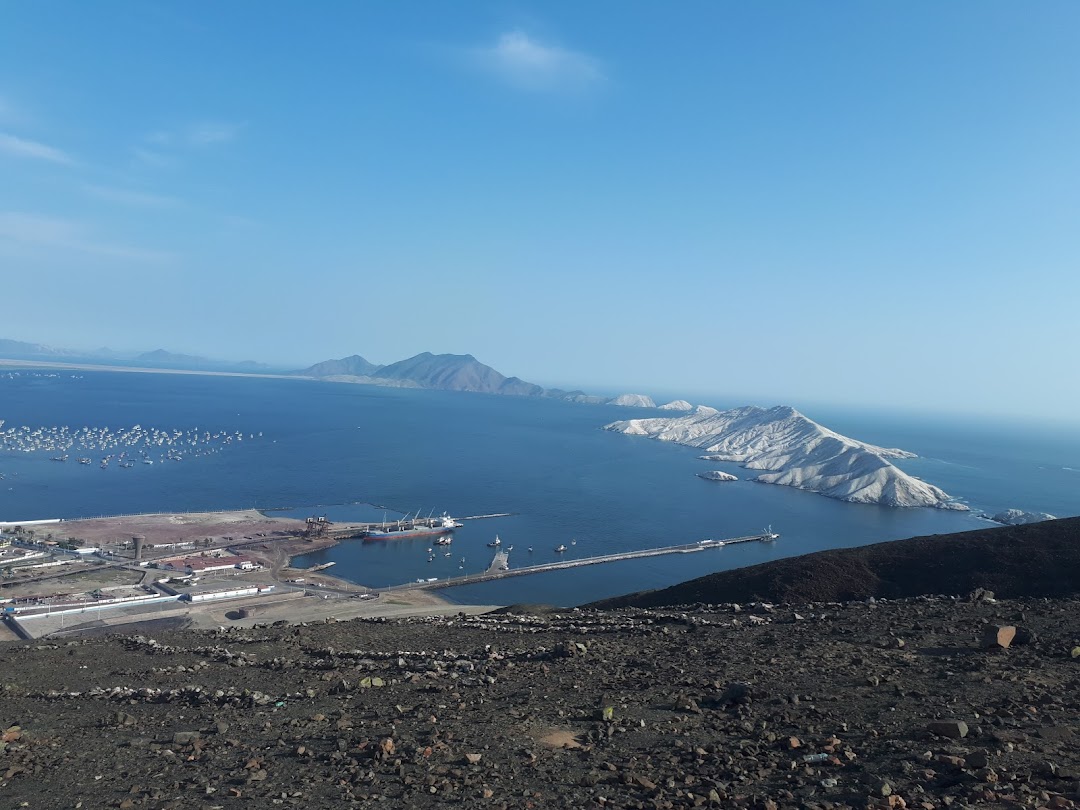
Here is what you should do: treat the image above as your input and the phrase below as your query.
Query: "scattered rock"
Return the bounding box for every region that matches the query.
[981,625,1017,649]
[928,720,969,739]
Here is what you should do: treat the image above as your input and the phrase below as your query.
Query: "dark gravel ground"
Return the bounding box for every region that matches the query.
[3,594,1080,810]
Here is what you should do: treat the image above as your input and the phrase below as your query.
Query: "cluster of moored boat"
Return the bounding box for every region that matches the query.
[418,530,577,567]
[0,420,263,467]
[0,371,82,380]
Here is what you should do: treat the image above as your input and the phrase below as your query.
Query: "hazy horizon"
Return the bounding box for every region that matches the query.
[3,3,1079,423]
[5,333,1080,431]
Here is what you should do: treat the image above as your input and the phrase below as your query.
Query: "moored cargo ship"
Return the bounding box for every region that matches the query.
[362,513,462,541]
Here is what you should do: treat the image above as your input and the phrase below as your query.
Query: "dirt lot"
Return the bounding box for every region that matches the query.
[55,509,308,549]
[0,565,144,599]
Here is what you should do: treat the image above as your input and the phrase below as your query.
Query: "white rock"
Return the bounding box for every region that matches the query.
[658,400,694,411]
[604,405,967,510]
[990,509,1056,525]
[697,470,738,482]
[608,393,657,408]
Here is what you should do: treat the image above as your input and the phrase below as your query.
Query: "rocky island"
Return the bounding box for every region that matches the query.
[696,470,738,482]
[605,405,965,510]
[991,509,1057,526]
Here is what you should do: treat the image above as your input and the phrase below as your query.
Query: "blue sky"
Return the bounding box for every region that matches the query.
[2,2,1079,421]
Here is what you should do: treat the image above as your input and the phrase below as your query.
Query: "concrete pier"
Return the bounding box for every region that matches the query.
[388,533,779,592]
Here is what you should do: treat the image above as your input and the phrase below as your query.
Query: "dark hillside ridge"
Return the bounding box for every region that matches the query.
[299,354,383,378]
[300,351,548,396]
[589,516,1080,609]
[374,352,544,396]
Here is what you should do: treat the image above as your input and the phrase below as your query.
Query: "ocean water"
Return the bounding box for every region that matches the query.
[1,370,1077,606]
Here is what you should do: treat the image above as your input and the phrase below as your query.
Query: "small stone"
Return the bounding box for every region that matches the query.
[787,737,802,749]
[379,737,395,756]
[718,682,753,705]
[966,750,989,769]
[465,753,482,765]
[172,731,201,744]
[634,775,657,790]
[928,720,969,739]
[981,626,1016,650]
[673,694,700,713]
[935,754,966,769]
[1013,627,1038,645]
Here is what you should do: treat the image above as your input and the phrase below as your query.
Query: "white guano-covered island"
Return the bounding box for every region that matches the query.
[697,470,738,482]
[604,404,968,510]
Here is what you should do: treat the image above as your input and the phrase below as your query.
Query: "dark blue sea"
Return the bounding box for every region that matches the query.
[1,371,1077,605]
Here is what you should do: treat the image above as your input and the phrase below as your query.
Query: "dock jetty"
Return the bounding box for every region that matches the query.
[313,512,514,541]
[388,532,779,592]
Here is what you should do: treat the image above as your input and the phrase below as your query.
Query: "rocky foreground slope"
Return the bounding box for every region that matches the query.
[3,596,1080,810]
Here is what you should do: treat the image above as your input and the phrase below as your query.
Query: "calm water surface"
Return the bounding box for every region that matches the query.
[1,371,1076,605]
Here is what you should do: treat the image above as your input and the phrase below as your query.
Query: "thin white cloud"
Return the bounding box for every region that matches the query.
[136,121,241,158]
[471,31,605,92]
[132,147,174,168]
[186,121,240,146]
[83,184,181,208]
[0,94,33,127]
[0,132,75,165]
[220,213,260,229]
[0,211,174,263]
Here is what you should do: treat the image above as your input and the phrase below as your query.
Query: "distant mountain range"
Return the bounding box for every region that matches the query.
[295,352,550,397]
[0,338,652,404]
[0,339,277,374]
